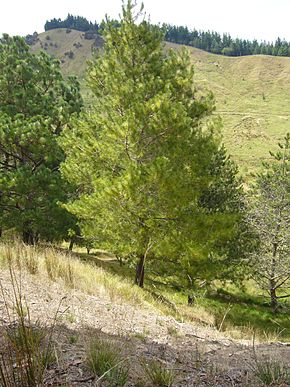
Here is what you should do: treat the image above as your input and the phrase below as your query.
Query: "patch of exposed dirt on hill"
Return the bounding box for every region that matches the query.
[0,269,289,386]
[233,116,269,143]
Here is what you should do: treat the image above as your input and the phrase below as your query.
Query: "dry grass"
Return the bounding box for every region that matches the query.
[0,267,58,386]
[0,243,269,343]
[2,242,285,344]
[0,243,217,329]
[0,243,153,308]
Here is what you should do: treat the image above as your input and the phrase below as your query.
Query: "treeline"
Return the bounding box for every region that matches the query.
[44,14,290,57]
[44,14,100,32]
[164,25,290,57]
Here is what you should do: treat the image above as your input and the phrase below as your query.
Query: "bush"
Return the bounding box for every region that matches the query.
[64,50,74,59]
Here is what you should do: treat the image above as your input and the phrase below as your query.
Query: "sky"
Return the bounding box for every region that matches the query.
[1,0,290,42]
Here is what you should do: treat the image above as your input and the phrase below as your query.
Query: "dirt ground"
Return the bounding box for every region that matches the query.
[0,269,289,386]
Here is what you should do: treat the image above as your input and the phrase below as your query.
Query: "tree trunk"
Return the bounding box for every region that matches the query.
[269,239,279,312]
[22,229,35,245]
[135,239,152,288]
[269,280,278,313]
[69,240,74,251]
[135,254,145,288]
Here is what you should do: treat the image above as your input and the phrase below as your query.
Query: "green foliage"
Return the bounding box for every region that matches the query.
[44,14,99,33]
[61,1,244,287]
[164,26,290,57]
[0,34,83,243]
[247,134,290,310]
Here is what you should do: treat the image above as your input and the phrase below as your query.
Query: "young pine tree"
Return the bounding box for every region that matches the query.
[247,134,290,312]
[61,1,243,287]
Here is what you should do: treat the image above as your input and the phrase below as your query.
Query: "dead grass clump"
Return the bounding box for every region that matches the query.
[44,250,59,281]
[22,246,39,275]
[177,304,215,327]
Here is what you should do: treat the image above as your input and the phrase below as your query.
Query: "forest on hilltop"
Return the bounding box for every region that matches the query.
[43,13,290,57]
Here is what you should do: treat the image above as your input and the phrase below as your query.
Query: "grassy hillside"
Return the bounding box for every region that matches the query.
[175,44,290,176]
[30,28,98,77]
[1,243,289,342]
[31,29,290,174]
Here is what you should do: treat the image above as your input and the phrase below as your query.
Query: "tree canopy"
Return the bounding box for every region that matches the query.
[0,34,83,243]
[60,1,245,288]
[247,134,290,311]
[43,14,290,57]
[44,14,99,33]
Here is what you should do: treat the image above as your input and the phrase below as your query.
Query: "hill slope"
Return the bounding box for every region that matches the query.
[31,29,290,174]
[1,245,289,385]
[29,28,99,77]
[177,43,290,175]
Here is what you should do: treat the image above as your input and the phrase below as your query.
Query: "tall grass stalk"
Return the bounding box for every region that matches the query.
[0,267,61,386]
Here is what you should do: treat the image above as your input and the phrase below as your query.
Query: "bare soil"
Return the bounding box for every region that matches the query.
[0,269,289,386]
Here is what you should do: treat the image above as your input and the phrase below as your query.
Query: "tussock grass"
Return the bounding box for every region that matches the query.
[0,267,58,386]
[142,359,175,387]
[86,338,129,386]
[253,358,290,385]
[1,242,288,342]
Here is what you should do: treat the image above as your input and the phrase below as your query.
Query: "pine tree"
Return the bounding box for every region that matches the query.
[247,134,290,312]
[61,1,243,287]
[0,35,82,243]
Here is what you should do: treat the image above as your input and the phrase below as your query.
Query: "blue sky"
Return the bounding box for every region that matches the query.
[1,0,290,42]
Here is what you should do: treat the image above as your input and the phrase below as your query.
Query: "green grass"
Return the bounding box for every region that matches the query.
[169,43,290,176]
[253,358,290,385]
[62,247,290,341]
[30,29,290,174]
[78,247,290,340]
[142,359,175,387]
[86,338,129,386]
